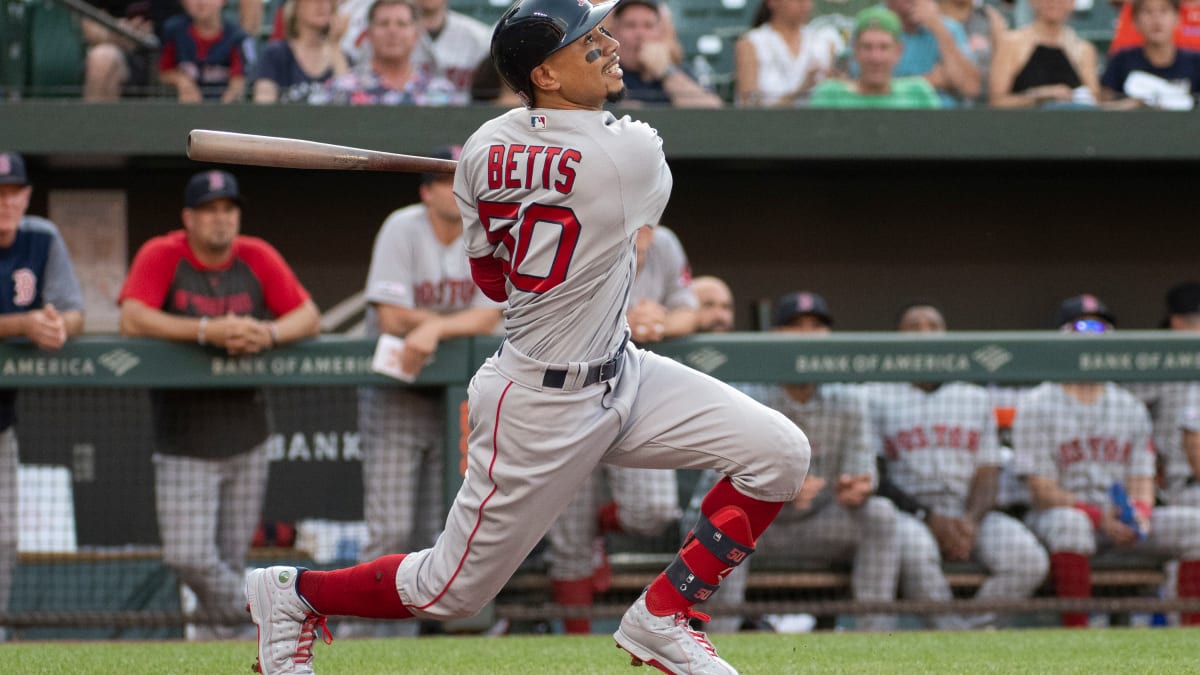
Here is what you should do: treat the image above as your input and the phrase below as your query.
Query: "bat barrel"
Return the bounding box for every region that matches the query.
[186,129,457,174]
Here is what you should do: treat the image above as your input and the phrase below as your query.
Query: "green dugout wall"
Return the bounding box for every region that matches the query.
[0,103,1197,331]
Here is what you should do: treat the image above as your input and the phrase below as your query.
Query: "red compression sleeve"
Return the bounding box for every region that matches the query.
[469,255,508,302]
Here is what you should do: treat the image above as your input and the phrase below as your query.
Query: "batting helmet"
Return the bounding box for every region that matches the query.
[491,0,619,106]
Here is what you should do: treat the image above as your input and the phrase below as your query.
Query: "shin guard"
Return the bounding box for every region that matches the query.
[297,554,413,619]
[645,506,754,616]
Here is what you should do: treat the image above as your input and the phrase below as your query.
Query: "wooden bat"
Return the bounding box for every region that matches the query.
[186,129,457,174]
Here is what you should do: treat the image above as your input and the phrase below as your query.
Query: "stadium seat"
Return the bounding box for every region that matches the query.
[25,0,85,97]
[0,0,29,98]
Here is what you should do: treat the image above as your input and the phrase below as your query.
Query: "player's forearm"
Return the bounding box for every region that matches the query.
[271,300,321,344]
[119,301,206,342]
[424,308,502,341]
[62,309,84,337]
[376,304,440,336]
[662,308,697,339]
[1026,475,1078,510]
[964,466,1000,524]
[1186,430,1200,481]
[0,313,30,339]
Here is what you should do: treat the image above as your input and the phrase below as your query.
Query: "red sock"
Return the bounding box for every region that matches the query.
[552,578,594,634]
[1177,560,1200,626]
[1050,552,1091,628]
[700,476,784,541]
[597,500,621,534]
[296,554,413,619]
[645,505,753,616]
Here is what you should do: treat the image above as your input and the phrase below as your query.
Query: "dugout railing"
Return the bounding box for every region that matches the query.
[3,331,1200,635]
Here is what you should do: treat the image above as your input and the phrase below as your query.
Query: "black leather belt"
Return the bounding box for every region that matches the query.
[542,338,627,389]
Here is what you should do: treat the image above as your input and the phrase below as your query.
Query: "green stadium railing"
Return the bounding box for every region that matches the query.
[4,331,1200,632]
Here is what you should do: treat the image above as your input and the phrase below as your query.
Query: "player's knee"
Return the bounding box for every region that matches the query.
[768,414,810,498]
[1038,507,1096,555]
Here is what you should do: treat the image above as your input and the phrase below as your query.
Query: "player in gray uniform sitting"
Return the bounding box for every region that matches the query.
[869,302,1048,630]
[688,291,900,633]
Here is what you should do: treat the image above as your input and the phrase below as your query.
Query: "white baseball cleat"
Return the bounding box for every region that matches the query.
[614,593,738,675]
[245,566,331,675]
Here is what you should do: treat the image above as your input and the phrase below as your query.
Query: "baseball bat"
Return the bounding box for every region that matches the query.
[186,129,457,174]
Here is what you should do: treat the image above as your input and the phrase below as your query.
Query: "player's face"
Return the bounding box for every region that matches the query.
[369,3,419,63]
[694,280,734,333]
[898,305,945,333]
[419,177,461,226]
[612,6,660,69]
[540,24,625,109]
[854,29,901,89]
[1134,0,1179,44]
[0,184,31,248]
[776,314,831,334]
[182,198,241,257]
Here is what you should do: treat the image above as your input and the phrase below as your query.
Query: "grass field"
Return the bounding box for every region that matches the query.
[0,628,1194,674]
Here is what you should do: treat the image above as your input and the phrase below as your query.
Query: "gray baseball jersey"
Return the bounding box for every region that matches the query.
[868,382,1005,516]
[630,226,696,311]
[1013,382,1155,506]
[358,203,500,574]
[1125,381,1200,496]
[393,107,809,622]
[460,108,671,363]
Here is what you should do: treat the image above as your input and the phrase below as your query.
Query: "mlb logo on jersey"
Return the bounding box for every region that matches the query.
[530,115,548,130]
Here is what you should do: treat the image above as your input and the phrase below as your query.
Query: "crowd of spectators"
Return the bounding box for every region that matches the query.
[59,0,1200,108]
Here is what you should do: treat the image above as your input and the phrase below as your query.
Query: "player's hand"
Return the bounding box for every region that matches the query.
[835,473,872,507]
[627,300,667,343]
[1100,509,1140,546]
[26,304,68,350]
[639,41,675,81]
[400,319,440,377]
[947,517,977,560]
[792,476,827,511]
[220,315,271,355]
[926,513,972,561]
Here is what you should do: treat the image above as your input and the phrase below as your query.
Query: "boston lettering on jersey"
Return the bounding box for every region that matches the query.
[882,425,981,459]
[168,261,268,319]
[1057,436,1137,467]
[414,279,477,307]
[486,144,581,193]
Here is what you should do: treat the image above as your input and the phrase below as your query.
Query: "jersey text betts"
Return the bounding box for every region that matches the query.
[486,144,581,193]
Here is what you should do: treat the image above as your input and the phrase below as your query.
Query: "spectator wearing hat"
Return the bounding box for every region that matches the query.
[344,146,502,637]
[846,0,980,103]
[609,0,723,108]
[810,7,943,108]
[0,152,85,640]
[1125,282,1200,508]
[686,290,901,633]
[1013,294,1200,628]
[118,170,320,638]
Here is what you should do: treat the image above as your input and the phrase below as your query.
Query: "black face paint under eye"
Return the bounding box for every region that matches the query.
[585,48,602,63]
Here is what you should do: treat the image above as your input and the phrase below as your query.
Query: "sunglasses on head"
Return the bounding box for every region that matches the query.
[1062,319,1110,334]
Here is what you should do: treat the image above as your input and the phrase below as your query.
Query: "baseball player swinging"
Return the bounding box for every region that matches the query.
[244,1,810,673]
